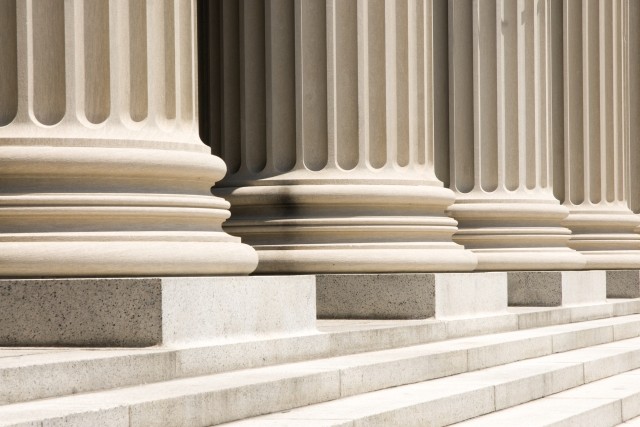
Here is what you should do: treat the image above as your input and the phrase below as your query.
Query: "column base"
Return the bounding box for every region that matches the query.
[507,271,607,307]
[1,144,259,277]
[316,272,507,319]
[606,270,640,298]
[449,199,586,271]
[573,251,640,270]
[255,246,478,274]
[471,248,587,271]
[0,276,316,347]
[0,241,258,277]
[219,184,478,274]
[564,206,640,270]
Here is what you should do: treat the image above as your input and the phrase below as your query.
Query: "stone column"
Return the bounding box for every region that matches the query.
[446,0,584,271]
[627,0,640,216]
[560,0,640,269]
[611,0,640,297]
[0,0,258,276]
[204,0,477,273]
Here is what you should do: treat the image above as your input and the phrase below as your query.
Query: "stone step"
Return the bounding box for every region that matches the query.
[225,338,640,426]
[454,368,640,426]
[620,415,640,426]
[0,300,636,406]
[1,315,640,426]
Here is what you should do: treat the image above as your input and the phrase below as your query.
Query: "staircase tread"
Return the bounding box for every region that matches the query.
[454,368,640,426]
[1,327,639,426]
[221,339,640,426]
[620,414,640,426]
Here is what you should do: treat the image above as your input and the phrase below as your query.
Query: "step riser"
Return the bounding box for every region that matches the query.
[558,403,625,427]
[0,351,176,406]
[585,350,640,383]
[130,374,343,427]
[493,364,585,411]
[356,388,495,427]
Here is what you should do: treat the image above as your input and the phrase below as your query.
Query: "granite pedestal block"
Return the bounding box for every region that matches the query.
[606,270,640,298]
[507,271,607,307]
[0,276,316,347]
[316,273,507,319]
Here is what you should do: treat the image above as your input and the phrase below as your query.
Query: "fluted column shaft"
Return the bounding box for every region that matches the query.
[446,0,585,271]
[560,0,640,268]
[203,0,477,273]
[626,0,640,217]
[0,0,257,276]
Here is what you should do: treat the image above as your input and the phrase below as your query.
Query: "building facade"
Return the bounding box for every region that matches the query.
[3,1,640,425]
[1,0,640,336]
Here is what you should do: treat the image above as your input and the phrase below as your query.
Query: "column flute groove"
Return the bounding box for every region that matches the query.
[560,0,640,268]
[628,0,640,218]
[0,0,258,277]
[446,0,585,271]
[204,0,477,274]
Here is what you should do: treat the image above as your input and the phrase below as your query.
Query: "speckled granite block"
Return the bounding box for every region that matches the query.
[316,274,435,319]
[0,276,316,347]
[607,270,640,298]
[316,273,507,319]
[508,271,606,307]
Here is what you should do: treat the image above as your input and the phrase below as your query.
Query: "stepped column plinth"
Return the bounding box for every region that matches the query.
[203,0,477,273]
[446,0,585,271]
[0,0,257,276]
[560,0,640,269]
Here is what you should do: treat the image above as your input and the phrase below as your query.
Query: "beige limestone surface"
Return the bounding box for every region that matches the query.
[559,0,640,269]
[205,0,477,273]
[446,0,584,271]
[0,0,257,277]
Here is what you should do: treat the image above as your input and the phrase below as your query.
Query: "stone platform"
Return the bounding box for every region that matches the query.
[0,276,316,346]
[508,270,607,307]
[316,273,507,319]
[316,271,611,320]
[0,271,623,347]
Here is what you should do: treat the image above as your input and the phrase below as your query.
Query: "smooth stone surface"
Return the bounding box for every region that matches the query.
[623,416,640,425]
[508,270,607,307]
[0,276,316,347]
[444,313,517,339]
[316,273,507,320]
[608,270,640,298]
[434,272,507,319]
